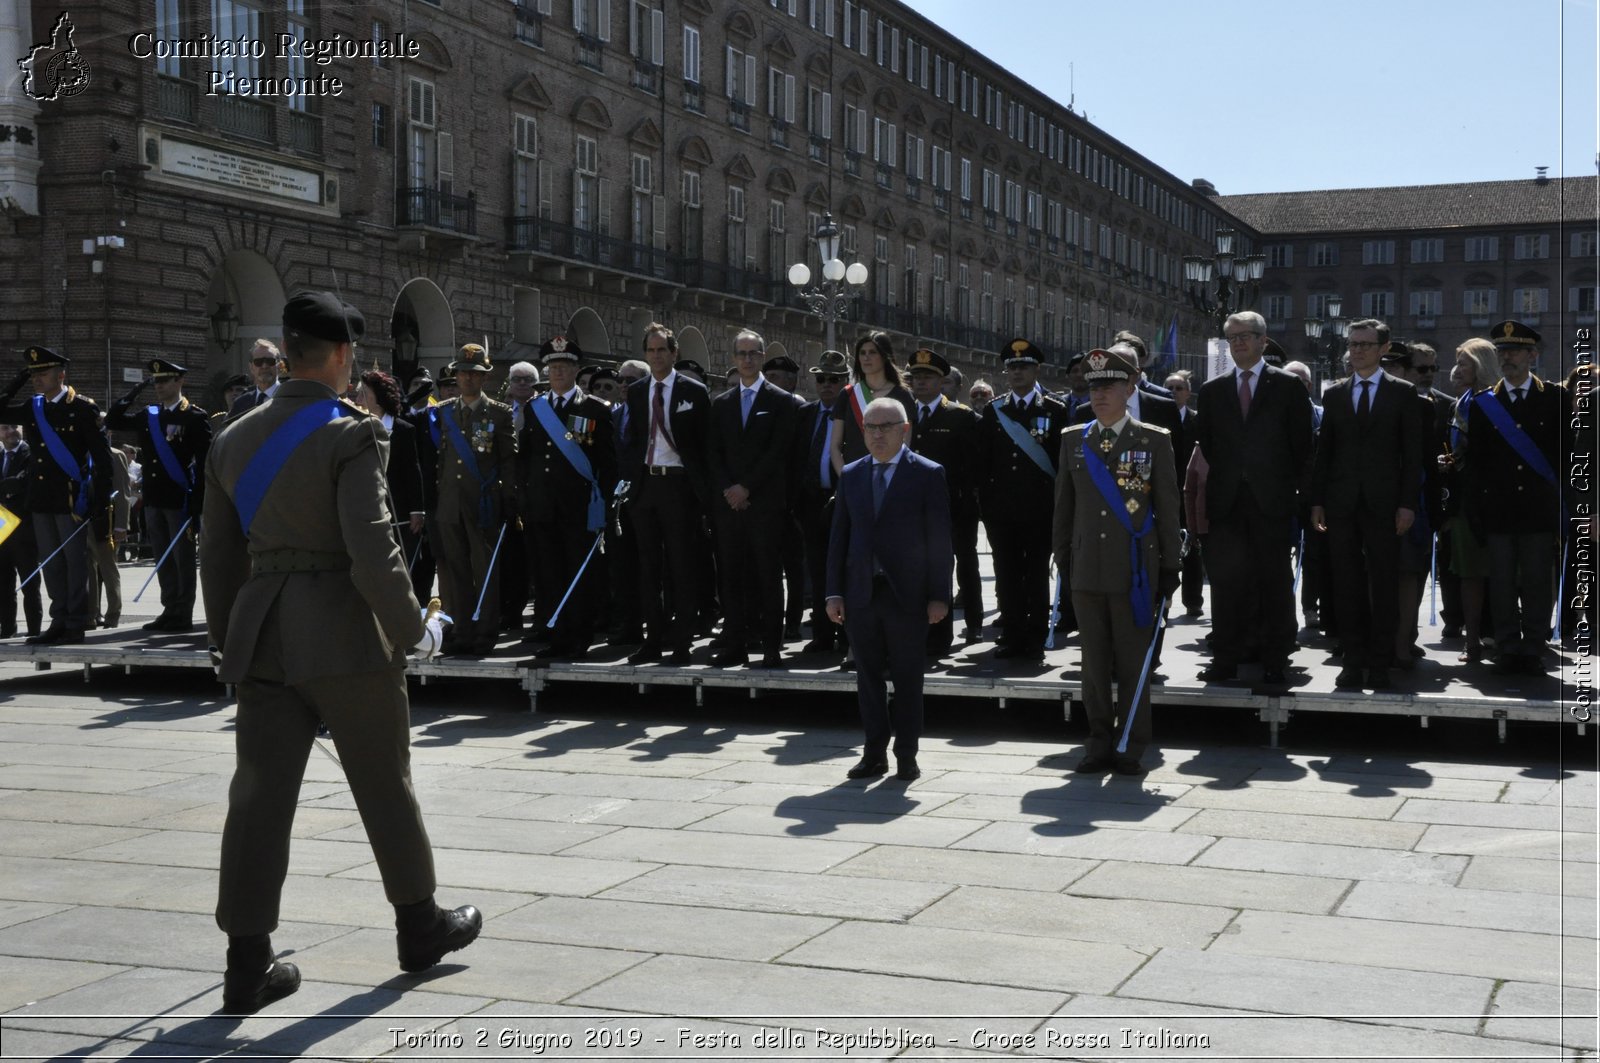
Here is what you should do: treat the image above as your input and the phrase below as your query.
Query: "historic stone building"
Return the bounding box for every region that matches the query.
[1216,174,1599,379]
[1,0,1244,407]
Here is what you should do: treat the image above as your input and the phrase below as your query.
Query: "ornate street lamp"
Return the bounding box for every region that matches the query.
[787,212,869,352]
[1181,227,1267,337]
[1303,294,1347,376]
[209,299,240,355]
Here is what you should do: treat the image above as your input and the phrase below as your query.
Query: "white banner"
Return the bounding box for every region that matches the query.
[1206,338,1233,381]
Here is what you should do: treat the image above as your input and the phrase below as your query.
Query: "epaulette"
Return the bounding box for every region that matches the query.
[339,397,371,418]
[949,401,972,412]
[1143,423,1172,437]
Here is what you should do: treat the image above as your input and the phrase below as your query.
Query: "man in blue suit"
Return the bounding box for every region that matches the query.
[826,398,953,782]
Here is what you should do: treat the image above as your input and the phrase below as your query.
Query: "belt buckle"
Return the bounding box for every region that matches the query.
[648,465,665,477]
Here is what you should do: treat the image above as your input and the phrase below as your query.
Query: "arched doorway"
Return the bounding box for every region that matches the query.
[205,250,286,409]
[677,326,709,369]
[392,278,454,379]
[567,307,610,359]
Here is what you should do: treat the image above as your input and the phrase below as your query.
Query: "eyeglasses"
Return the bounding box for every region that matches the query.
[508,376,536,384]
[1347,341,1383,351]
[733,349,762,359]
[250,357,277,366]
[815,374,844,384]
[1224,332,1260,342]
[1413,364,1437,373]
[863,422,904,433]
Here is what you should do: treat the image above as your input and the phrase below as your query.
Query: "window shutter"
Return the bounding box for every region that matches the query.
[820,90,831,136]
[538,160,552,219]
[653,194,666,249]
[572,0,582,31]
[744,54,756,104]
[536,0,551,13]
[435,131,453,193]
[725,45,736,99]
[597,0,610,40]
[650,9,663,63]
[784,73,795,123]
[598,177,611,235]
[572,169,583,228]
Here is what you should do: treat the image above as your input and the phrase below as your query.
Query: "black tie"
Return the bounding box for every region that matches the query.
[1510,387,1522,405]
[1356,379,1371,419]
[919,404,932,425]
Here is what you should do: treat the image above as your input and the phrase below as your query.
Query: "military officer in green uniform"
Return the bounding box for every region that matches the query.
[432,343,518,655]
[1052,346,1181,775]
[106,357,212,632]
[0,346,112,644]
[202,291,480,1014]
[905,347,983,654]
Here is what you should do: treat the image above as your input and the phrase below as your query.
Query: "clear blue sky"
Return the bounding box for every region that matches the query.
[901,0,1598,194]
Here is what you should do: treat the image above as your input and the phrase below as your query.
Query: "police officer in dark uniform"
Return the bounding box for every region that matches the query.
[763,353,808,640]
[977,338,1073,658]
[106,357,212,632]
[0,347,112,644]
[521,336,616,660]
[401,370,441,605]
[202,291,480,1014]
[906,347,983,654]
[795,350,849,656]
[0,423,41,638]
[1465,320,1574,674]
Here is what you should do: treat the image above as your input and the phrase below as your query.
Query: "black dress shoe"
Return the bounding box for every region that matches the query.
[222,935,301,1014]
[142,616,171,632]
[991,643,1025,659]
[396,902,483,973]
[801,637,835,654]
[757,651,783,669]
[102,614,119,628]
[1197,662,1237,682]
[846,756,888,779]
[1441,625,1463,641]
[163,620,195,633]
[26,627,62,645]
[532,644,569,660]
[1075,754,1114,774]
[1518,654,1548,675]
[1367,668,1392,690]
[0,627,13,639]
[895,757,921,781]
[1260,666,1287,686]
[710,648,747,667]
[627,644,662,665]
[1334,667,1364,689]
[56,629,85,645]
[667,648,692,666]
[962,627,983,644]
[1112,757,1148,776]
[783,621,802,641]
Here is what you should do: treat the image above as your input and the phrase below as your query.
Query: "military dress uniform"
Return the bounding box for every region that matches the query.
[105,358,212,631]
[978,341,1073,657]
[1464,320,1574,672]
[1051,348,1181,772]
[907,348,984,653]
[519,336,616,659]
[0,346,112,642]
[0,439,42,637]
[431,344,518,655]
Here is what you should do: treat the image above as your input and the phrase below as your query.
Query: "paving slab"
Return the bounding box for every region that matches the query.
[779,920,1145,994]
[685,803,990,848]
[1458,854,1598,896]
[135,800,361,839]
[1193,836,1468,884]
[0,854,217,908]
[315,812,620,856]
[1483,980,1600,1050]
[1501,776,1597,805]
[923,769,1192,802]
[335,845,659,897]
[1115,947,1493,1034]
[1066,860,1350,915]
[484,793,725,828]
[558,825,872,874]
[1414,822,1597,862]
[153,871,541,928]
[1335,879,1575,936]
[488,896,836,961]
[1211,910,1579,987]
[924,792,1201,833]
[599,865,952,921]
[0,956,129,1012]
[826,844,1096,892]
[1172,806,1427,849]
[1394,796,1598,832]
[0,819,153,858]
[912,884,1235,950]
[1241,765,1507,801]
[0,900,70,931]
[0,763,200,795]
[951,821,1214,864]
[1171,784,1406,819]
[431,765,741,803]
[688,781,967,816]
[0,788,209,827]
[0,740,215,772]
[67,828,376,877]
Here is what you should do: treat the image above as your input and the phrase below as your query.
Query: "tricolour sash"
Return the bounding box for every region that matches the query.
[532,396,605,532]
[31,394,92,518]
[233,400,349,536]
[1082,428,1155,629]
[1475,389,1556,484]
[146,405,192,499]
[996,401,1055,476]
[844,382,870,433]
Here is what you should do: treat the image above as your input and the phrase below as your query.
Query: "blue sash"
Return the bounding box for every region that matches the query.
[438,403,497,529]
[146,405,192,499]
[1081,428,1155,628]
[532,396,605,532]
[996,400,1055,476]
[31,394,92,518]
[424,406,442,449]
[233,400,349,536]
[1449,390,1474,454]
[1476,389,1556,484]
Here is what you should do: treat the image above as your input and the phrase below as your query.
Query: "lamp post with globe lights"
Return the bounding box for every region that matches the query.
[1303,294,1348,377]
[1181,227,1267,338]
[787,212,869,353]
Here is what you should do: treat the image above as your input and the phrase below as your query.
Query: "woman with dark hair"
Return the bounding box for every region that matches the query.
[355,370,428,581]
[829,331,916,474]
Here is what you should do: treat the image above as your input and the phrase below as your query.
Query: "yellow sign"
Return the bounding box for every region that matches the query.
[0,503,21,548]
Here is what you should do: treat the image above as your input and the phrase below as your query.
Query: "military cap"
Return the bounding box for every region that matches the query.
[539,335,582,365]
[762,354,799,374]
[1262,336,1288,367]
[282,291,364,344]
[810,349,850,377]
[437,364,458,385]
[449,343,492,373]
[675,358,706,381]
[25,345,68,370]
[222,372,251,391]
[1003,338,1042,365]
[1082,347,1139,385]
[1490,320,1542,348]
[146,357,186,380]
[1066,350,1089,370]
[1379,339,1411,366]
[589,366,621,385]
[906,347,951,376]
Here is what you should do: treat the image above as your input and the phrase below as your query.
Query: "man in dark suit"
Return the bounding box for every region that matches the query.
[1311,321,1425,690]
[706,331,798,667]
[1164,370,1205,618]
[1191,311,1314,687]
[763,353,808,641]
[501,359,542,631]
[826,398,952,782]
[228,339,284,415]
[794,351,849,655]
[977,338,1074,658]
[0,424,41,638]
[106,357,212,633]
[1115,330,1175,401]
[619,322,712,665]
[906,347,983,654]
[520,337,616,660]
[1465,320,1575,674]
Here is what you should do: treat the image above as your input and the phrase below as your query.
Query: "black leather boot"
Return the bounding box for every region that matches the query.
[222,934,300,1014]
[395,897,483,973]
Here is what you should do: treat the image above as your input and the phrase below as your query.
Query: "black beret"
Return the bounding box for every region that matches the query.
[282,291,364,344]
[222,373,251,390]
[589,366,621,385]
[762,354,800,374]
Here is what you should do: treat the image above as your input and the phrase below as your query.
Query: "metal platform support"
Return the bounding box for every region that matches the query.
[1495,709,1508,743]
[1259,699,1290,748]
[1419,716,1430,729]
[520,669,545,712]
[693,677,704,706]
[81,662,91,683]
[1060,692,1072,724]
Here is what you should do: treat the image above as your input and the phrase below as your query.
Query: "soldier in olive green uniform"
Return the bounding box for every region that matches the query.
[1052,347,1182,775]
[431,343,518,655]
[202,292,479,1014]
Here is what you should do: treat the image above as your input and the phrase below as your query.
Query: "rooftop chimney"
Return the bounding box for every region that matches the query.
[1191,178,1218,197]
[1535,166,1550,185]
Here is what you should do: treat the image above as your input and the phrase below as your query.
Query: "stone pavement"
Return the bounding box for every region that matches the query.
[0,664,1594,1061]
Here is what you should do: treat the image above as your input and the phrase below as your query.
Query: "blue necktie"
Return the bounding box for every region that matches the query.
[872,461,888,516]
[741,387,755,427]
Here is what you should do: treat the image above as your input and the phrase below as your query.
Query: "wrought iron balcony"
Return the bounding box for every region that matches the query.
[727,100,751,132]
[682,81,704,113]
[287,109,321,155]
[397,187,476,234]
[506,214,673,280]
[215,95,273,144]
[155,74,197,123]
[631,58,660,94]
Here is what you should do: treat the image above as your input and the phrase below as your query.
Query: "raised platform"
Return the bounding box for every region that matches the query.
[0,612,1584,747]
